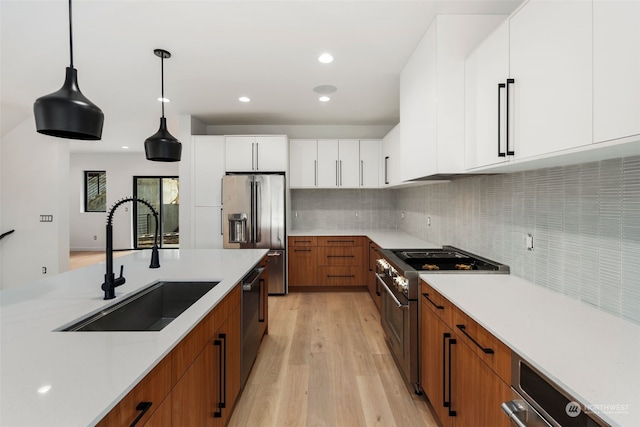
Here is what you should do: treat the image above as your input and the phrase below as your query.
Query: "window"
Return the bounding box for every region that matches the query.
[133,176,179,248]
[84,171,106,212]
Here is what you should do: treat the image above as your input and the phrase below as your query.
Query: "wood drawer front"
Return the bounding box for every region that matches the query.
[420,280,453,325]
[288,236,317,247]
[96,354,172,427]
[318,266,362,286]
[172,285,240,385]
[318,246,363,266]
[289,247,318,286]
[317,236,361,246]
[452,307,511,384]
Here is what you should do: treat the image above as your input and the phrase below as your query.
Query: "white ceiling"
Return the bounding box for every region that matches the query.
[0,0,522,153]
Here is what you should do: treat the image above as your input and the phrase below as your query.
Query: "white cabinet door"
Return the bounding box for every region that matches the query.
[289,139,317,188]
[465,20,510,170]
[255,136,288,172]
[338,139,360,188]
[382,125,400,187]
[194,206,223,249]
[509,0,592,159]
[594,0,640,143]
[317,139,339,188]
[193,136,225,206]
[225,136,255,172]
[359,139,381,188]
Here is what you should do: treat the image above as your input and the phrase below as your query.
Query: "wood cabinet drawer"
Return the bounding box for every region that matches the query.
[318,246,363,266]
[420,280,453,325]
[317,266,362,286]
[452,306,511,384]
[317,236,361,246]
[96,354,172,427]
[289,247,318,286]
[288,236,317,247]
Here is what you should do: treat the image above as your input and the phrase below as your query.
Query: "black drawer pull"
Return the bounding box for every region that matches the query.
[327,255,354,258]
[294,249,311,252]
[130,402,152,427]
[327,240,355,243]
[422,293,444,310]
[294,240,311,243]
[456,324,494,354]
[327,275,355,278]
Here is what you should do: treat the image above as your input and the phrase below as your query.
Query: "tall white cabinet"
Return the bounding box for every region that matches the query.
[192,135,224,249]
[509,0,592,159]
[593,0,640,144]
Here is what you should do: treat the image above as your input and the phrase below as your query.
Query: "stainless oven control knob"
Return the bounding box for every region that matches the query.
[393,275,408,292]
[388,266,397,277]
[376,259,390,273]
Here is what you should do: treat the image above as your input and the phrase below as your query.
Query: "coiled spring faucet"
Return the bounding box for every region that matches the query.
[102,197,160,300]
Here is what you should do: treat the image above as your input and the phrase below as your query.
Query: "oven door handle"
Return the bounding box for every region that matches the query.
[376,273,409,309]
[501,401,530,427]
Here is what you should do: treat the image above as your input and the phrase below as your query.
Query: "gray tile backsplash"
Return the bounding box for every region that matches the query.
[290,156,640,325]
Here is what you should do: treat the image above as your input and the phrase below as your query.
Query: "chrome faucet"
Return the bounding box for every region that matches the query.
[102,197,160,300]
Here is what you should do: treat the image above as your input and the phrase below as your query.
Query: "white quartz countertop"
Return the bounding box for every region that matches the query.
[420,273,640,427]
[0,248,268,427]
[288,229,439,249]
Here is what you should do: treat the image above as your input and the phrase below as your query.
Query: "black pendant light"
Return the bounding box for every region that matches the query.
[33,0,104,140]
[145,49,182,162]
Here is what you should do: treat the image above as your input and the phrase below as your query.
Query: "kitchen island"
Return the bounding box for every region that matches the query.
[0,248,268,427]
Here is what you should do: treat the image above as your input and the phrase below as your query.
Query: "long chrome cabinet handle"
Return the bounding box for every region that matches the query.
[255,142,259,170]
[456,324,494,354]
[375,273,408,309]
[498,82,506,157]
[335,160,339,186]
[384,156,389,185]
[220,208,223,236]
[506,78,515,156]
[360,160,364,186]
[314,160,317,186]
[340,160,343,186]
[251,142,255,171]
[501,401,529,427]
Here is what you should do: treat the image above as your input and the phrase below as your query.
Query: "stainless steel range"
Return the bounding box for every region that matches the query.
[375,246,509,394]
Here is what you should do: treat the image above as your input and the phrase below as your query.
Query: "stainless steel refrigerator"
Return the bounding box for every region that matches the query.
[222,174,286,294]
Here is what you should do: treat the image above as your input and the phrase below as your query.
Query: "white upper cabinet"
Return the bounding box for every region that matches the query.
[381,125,400,187]
[317,139,340,187]
[400,15,505,181]
[509,0,592,160]
[593,0,640,144]
[289,139,318,188]
[193,135,225,206]
[225,135,287,172]
[359,140,381,188]
[465,20,510,170]
[290,139,380,189]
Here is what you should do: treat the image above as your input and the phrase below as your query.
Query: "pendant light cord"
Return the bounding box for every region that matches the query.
[160,54,165,118]
[68,0,74,68]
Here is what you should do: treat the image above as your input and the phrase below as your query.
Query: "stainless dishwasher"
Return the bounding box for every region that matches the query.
[240,265,266,387]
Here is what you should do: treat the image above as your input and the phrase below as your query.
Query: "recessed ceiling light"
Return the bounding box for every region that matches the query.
[318,53,334,64]
[37,385,52,394]
[313,85,337,94]
[157,97,170,103]
[121,146,129,149]
[239,96,251,103]
[319,96,330,102]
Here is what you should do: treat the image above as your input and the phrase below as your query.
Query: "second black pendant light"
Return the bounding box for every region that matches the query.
[145,49,182,162]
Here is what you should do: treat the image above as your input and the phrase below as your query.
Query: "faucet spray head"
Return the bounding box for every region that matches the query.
[150,245,160,269]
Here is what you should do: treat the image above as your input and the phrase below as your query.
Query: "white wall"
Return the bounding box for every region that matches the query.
[204,124,394,139]
[0,118,70,290]
[69,153,178,251]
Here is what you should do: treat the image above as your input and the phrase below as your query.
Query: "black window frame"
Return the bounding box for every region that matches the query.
[84,171,107,213]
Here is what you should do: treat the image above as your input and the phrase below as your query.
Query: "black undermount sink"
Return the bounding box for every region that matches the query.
[59,281,219,332]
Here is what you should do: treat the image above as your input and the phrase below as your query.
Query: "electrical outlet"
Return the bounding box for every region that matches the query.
[401,211,405,219]
[427,216,431,226]
[42,267,47,274]
[526,234,534,251]
[93,235,97,240]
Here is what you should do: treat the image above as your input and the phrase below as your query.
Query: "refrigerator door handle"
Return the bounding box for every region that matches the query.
[249,181,255,243]
[255,181,262,243]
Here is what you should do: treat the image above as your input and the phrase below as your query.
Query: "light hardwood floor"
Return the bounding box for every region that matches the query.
[229,291,439,427]
[69,251,135,270]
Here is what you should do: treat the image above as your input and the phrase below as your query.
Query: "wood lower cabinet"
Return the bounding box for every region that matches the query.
[367,240,382,312]
[97,283,243,427]
[288,236,367,289]
[420,280,510,427]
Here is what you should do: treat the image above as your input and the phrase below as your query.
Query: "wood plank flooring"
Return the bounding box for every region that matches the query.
[69,251,135,270]
[229,291,438,427]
